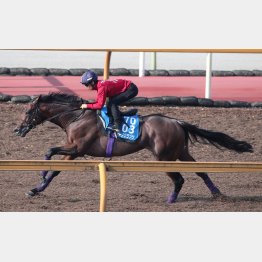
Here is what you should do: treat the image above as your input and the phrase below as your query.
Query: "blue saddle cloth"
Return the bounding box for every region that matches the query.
[99,107,140,142]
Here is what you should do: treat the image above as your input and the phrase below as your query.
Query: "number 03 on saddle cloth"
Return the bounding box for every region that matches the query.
[98,107,140,142]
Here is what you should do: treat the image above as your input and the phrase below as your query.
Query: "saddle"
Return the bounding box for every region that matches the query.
[98,107,141,142]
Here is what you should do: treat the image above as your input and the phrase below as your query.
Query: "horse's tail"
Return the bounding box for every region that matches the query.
[178,120,253,153]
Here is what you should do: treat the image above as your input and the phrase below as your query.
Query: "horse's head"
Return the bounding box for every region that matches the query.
[14,93,86,137]
[14,96,45,137]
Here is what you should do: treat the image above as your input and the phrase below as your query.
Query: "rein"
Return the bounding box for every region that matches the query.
[41,98,87,124]
[42,108,86,131]
[43,108,84,123]
[30,102,86,130]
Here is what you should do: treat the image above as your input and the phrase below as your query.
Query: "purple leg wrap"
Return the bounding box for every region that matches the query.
[44,155,51,160]
[167,192,178,204]
[106,132,116,158]
[40,155,51,178]
[204,178,220,194]
[40,170,48,178]
[36,174,53,192]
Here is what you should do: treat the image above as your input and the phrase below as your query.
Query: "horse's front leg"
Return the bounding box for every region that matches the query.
[28,155,76,197]
[39,155,52,182]
[27,170,61,197]
[27,145,78,197]
[39,145,78,181]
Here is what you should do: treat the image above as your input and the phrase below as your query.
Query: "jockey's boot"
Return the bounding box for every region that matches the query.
[109,105,122,132]
[110,120,121,132]
[108,116,114,126]
[108,119,121,132]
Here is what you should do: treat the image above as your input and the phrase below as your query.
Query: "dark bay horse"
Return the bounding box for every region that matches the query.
[14,93,253,203]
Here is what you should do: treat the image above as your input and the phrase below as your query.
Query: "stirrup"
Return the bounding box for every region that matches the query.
[107,126,120,132]
[107,123,121,132]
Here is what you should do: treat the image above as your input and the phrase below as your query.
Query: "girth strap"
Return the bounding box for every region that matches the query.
[106,131,116,158]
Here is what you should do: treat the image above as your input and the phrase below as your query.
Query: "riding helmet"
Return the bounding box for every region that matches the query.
[81,70,98,86]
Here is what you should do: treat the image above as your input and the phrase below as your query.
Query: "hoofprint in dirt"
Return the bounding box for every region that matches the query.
[0,103,261,211]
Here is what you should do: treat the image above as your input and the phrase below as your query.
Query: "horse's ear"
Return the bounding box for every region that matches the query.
[32,95,41,104]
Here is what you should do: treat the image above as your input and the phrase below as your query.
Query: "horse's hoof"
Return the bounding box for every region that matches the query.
[26,189,39,197]
[167,193,178,204]
[212,192,226,200]
[167,199,176,204]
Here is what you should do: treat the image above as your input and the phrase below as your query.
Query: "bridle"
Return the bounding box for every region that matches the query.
[26,100,85,130]
[25,102,43,130]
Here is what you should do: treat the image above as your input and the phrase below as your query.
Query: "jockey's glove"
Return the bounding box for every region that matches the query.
[80,104,88,109]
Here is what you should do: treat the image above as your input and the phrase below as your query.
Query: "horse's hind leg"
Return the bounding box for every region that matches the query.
[156,154,185,204]
[27,155,76,197]
[166,172,185,204]
[179,149,222,198]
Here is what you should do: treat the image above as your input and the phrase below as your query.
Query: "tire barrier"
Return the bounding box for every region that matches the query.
[233,70,255,76]
[212,70,235,76]
[1,67,262,77]
[168,70,190,76]
[0,94,261,107]
[9,68,32,76]
[189,70,206,76]
[30,68,50,76]
[110,68,131,76]
[148,70,169,76]
[253,70,262,76]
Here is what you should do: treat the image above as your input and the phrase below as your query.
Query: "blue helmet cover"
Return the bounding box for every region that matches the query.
[81,70,98,85]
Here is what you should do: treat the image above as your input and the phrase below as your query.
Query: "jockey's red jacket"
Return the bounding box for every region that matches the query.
[86,79,131,109]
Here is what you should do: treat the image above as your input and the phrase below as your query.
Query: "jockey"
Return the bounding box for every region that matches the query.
[80,70,138,132]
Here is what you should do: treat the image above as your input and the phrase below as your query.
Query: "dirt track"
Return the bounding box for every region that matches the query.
[0,103,261,212]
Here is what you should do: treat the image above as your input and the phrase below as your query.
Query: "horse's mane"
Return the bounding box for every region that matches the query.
[38,92,85,105]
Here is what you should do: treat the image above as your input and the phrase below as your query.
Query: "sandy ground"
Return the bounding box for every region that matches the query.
[0,103,261,212]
